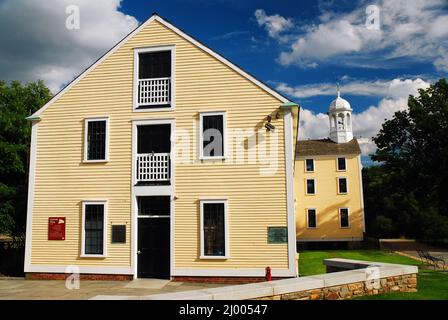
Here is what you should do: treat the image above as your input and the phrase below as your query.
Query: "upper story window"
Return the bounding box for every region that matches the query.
[337,157,347,171]
[306,179,316,195]
[200,112,226,160]
[305,159,314,172]
[84,118,109,162]
[338,177,348,194]
[134,46,175,111]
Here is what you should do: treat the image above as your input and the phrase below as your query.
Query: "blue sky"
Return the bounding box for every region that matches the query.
[0,0,447,165]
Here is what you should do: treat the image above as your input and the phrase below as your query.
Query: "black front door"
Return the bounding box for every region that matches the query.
[137,217,170,279]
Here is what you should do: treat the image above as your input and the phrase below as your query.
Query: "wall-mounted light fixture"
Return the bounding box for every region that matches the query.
[265,115,276,132]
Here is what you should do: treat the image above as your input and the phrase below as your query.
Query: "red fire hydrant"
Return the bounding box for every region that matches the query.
[265,266,272,281]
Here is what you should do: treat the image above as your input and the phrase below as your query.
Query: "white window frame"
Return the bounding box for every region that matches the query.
[199,111,227,160]
[337,157,347,172]
[337,177,348,194]
[199,199,229,259]
[305,178,316,195]
[305,158,315,173]
[133,45,176,112]
[81,200,108,258]
[307,208,317,229]
[339,207,350,228]
[83,117,109,163]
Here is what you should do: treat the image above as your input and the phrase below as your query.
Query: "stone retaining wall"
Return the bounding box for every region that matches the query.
[257,274,417,300]
[91,258,419,300]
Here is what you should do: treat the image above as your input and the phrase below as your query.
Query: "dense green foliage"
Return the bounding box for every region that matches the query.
[363,79,448,240]
[0,80,51,238]
[299,250,448,300]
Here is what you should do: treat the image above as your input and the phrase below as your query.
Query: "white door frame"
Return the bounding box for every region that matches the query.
[131,118,175,279]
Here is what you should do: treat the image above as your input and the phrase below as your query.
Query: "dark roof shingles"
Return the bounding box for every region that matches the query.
[296,138,361,157]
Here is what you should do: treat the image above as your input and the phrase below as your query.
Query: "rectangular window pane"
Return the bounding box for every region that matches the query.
[85,204,104,255]
[139,51,171,79]
[87,120,106,160]
[305,159,314,172]
[138,196,170,216]
[338,157,346,171]
[340,208,349,228]
[306,179,315,194]
[202,115,224,157]
[308,209,317,228]
[339,178,347,193]
[203,203,225,256]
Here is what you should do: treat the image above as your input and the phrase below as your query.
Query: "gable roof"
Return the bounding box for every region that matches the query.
[296,138,361,158]
[29,13,290,119]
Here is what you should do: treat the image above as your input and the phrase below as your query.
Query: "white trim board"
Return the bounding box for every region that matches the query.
[24,122,38,273]
[29,14,289,119]
[283,110,298,277]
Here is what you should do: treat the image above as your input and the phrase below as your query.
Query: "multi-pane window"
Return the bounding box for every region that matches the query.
[340,208,350,228]
[337,157,346,171]
[85,118,108,161]
[306,179,316,195]
[139,51,171,79]
[305,159,314,172]
[135,48,173,109]
[200,113,225,159]
[83,202,106,256]
[338,177,348,194]
[201,201,227,258]
[307,209,317,228]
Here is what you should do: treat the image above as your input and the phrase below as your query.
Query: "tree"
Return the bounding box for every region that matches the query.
[0,80,52,239]
[364,78,448,240]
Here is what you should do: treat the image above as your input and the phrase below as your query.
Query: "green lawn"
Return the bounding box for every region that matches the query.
[298,250,448,300]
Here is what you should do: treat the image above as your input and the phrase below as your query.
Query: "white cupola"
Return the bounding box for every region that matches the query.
[328,85,353,143]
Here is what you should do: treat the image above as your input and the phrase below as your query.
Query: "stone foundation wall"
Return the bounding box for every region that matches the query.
[257,274,417,300]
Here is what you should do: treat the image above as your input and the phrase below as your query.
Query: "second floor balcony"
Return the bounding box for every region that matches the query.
[138,77,171,107]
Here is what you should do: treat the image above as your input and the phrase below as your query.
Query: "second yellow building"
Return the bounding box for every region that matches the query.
[295,90,365,243]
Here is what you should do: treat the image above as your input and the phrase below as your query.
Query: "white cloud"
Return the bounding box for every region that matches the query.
[277,78,430,99]
[284,78,431,156]
[0,0,138,92]
[254,9,293,42]
[256,0,448,72]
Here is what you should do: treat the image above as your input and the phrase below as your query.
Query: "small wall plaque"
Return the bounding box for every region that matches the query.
[48,217,66,240]
[267,227,288,244]
[112,225,126,243]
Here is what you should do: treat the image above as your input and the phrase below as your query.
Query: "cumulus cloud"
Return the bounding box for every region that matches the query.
[277,78,430,99]
[0,0,138,92]
[282,78,431,157]
[256,0,448,72]
[254,9,293,42]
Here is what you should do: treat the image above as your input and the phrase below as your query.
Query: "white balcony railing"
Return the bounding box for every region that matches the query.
[137,153,170,182]
[138,77,171,106]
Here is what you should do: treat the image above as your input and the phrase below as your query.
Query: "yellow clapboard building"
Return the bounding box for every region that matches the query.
[24,14,300,281]
[295,89,365,245]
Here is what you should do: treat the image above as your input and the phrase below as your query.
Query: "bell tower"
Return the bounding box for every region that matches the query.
[329,84,353,143]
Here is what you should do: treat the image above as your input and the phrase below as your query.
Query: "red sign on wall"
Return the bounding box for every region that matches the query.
[48,217,66,240]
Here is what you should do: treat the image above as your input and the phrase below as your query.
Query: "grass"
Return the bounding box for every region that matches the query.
[298,250,448,300]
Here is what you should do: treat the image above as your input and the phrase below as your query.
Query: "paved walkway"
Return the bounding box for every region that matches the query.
[0,278,225,300]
